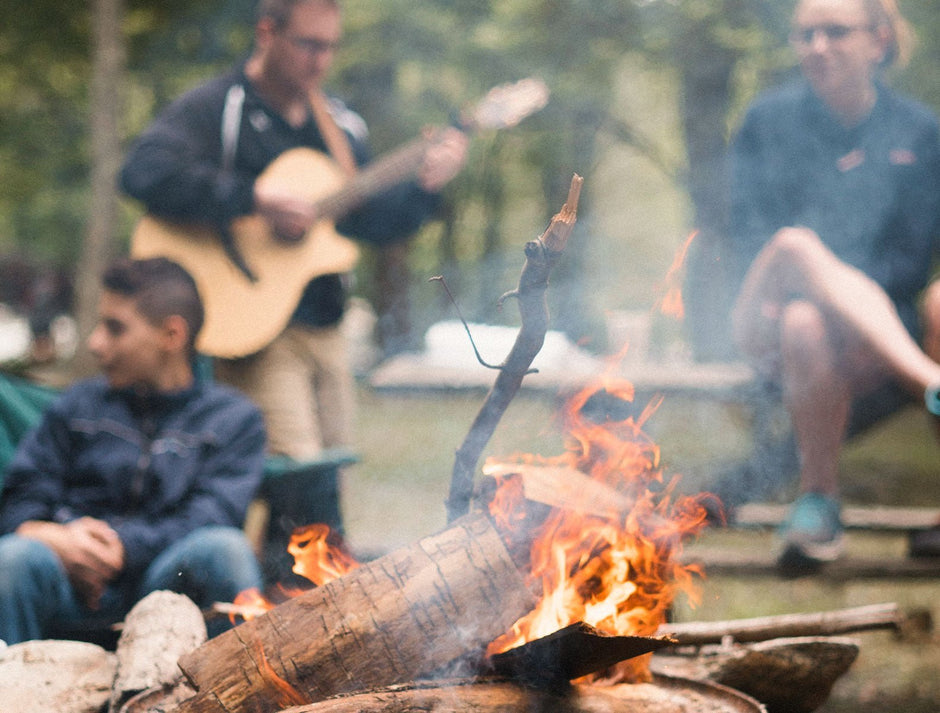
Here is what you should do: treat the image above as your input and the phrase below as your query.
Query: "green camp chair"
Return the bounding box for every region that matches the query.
[0,371,58,491]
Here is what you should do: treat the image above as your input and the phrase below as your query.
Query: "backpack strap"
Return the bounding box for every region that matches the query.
[221,84,246,172]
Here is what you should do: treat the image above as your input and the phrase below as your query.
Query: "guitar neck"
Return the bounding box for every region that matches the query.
[313,136,432,220]
[310,77,550,221]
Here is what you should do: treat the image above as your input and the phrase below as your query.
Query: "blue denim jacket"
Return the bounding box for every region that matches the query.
[0,376,265,578]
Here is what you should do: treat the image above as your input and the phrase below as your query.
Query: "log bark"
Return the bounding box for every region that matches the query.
[277,675,764,713]
[652,636,859,713]
[176,513,534,713]
[445,175,582,523]
[657,602,899,646]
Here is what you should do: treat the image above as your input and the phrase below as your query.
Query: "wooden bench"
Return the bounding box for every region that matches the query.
[683,503,940,580]
[369,348,790,495]
[732,503,940,532]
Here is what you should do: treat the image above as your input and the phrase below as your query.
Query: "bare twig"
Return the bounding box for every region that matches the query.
[429,275,516,371]
[658,602,901,646]
[445,174,583,523]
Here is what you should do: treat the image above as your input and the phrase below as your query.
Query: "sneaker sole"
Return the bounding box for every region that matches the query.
[777,534,845,574]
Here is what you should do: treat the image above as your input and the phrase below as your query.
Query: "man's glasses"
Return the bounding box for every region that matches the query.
[790,24,872,47]
[286,35,341,56]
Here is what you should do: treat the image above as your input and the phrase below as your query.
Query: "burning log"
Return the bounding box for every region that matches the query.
[176,513,535,713]
[445,174,582,523]
[482,462,630,517]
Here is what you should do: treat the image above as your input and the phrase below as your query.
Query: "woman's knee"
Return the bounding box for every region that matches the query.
[921,280,940,361]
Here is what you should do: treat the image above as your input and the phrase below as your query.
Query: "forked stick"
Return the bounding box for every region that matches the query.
[445,174,583,523]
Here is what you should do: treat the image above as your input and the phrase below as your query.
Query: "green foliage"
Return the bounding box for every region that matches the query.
[3,0,940,348]
[0,0,91,262]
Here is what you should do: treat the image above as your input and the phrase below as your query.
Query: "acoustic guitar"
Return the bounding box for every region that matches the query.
[131,78,550,359]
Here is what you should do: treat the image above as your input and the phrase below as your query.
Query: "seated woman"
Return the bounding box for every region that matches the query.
[729,0,940,571]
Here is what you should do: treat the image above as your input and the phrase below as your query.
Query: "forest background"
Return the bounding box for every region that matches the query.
[2,0,940,369]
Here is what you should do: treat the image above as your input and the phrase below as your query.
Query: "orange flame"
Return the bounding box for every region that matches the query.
[228,523,360,623]
[654,230,697,320]
[228,587,276,624]
[485,375,708,683]
[252,637,309,707]
[288,523,360,586]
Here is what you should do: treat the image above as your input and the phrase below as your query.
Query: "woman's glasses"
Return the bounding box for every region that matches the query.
[790,24,872,47]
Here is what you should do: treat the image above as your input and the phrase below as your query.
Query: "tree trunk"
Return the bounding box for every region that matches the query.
[677,4,741,362]
[72,0,124,377]
[374,241,415,355]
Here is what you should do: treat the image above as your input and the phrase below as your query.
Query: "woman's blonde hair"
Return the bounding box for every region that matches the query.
[862,0,914,68]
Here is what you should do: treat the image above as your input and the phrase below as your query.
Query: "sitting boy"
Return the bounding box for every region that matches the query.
[0,257,265,644]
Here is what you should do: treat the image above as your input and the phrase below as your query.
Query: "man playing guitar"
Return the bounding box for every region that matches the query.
[120,0,467,535]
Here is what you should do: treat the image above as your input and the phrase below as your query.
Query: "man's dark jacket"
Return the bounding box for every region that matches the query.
[0,377,266,580]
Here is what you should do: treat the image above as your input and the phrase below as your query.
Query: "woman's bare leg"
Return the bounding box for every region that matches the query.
[778,299,850,497]
[733,227,940,396]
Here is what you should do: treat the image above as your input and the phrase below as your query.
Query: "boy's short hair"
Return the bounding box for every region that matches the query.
[102,257,204,355]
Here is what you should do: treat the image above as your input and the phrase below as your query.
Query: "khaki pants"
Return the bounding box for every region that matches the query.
[214,324,355,458]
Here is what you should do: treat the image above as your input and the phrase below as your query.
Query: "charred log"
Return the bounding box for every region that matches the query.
[176,513,534,713]
[487,622,675,691]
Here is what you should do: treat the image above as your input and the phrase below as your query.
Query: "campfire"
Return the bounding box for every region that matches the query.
[481,377,710,680]
[164,373,723,713]
[1,177,892,713]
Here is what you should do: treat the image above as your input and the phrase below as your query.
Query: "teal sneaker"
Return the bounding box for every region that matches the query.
[777,493,844,575]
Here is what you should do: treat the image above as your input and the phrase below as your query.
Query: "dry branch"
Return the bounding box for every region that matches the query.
[657,602,900,646]
[445,174,583,523]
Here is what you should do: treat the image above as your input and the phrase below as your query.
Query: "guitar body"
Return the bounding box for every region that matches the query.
[130,78,550,359]
[131,148,361,359]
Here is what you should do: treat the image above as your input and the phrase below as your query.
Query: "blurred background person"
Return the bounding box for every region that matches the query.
[728,0,940,572]
[0,257,265,644]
